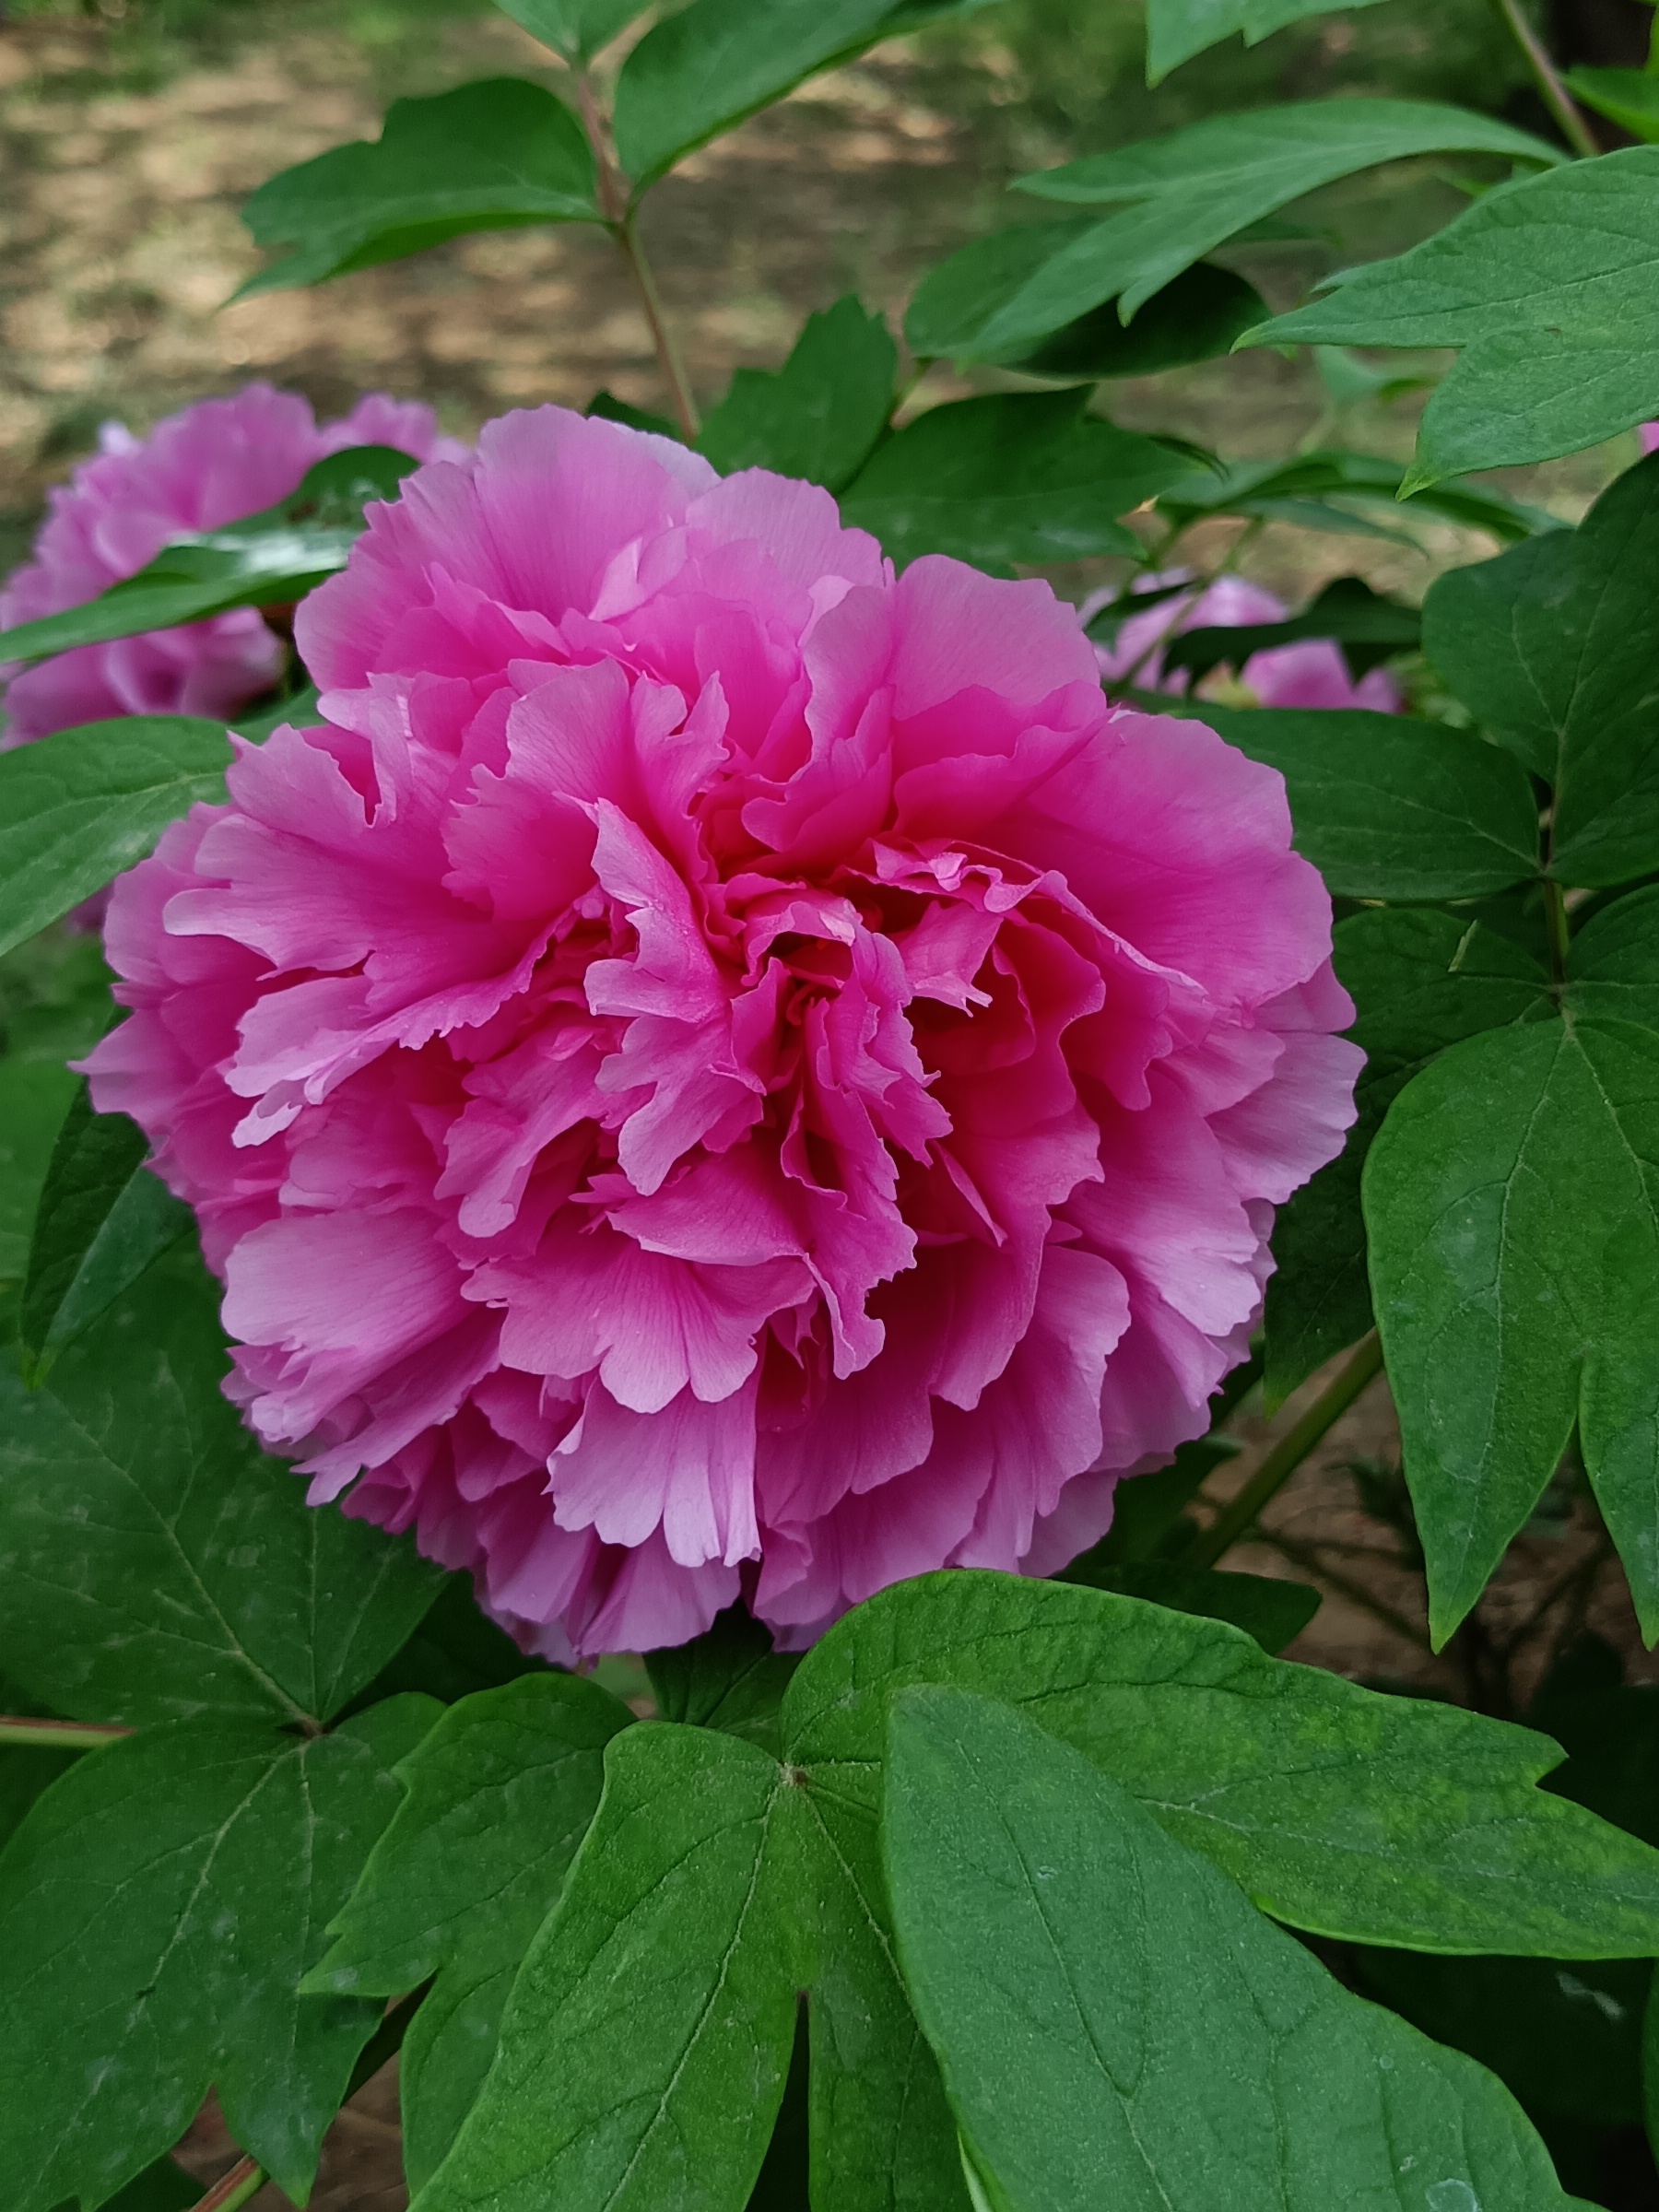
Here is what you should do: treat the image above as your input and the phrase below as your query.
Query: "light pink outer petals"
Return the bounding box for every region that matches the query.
[87,405,1360,1655]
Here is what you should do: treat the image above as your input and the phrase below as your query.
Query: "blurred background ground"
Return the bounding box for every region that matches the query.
[6,0,1657,2202]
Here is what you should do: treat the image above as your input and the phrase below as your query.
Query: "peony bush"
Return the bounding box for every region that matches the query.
[4,5,1659,2211]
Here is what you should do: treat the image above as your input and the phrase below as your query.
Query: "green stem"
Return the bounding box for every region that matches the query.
[1489,0,1601,157]
[0,1716,130,1748]
[571,65,700,441]
[1544,875,1571,987]
[193,2157,263,2212]
[618,209,700,441]
[1182,1331,1384,1570]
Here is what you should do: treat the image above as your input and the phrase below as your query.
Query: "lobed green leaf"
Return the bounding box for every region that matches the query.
[0,1244,442,1728]
[1264,908,1552,1403]
[0,1696,437,2211]
[1146,0,1395,83]
[1252,148,1659,486]
[839,390,1188,571]
[493,0,647,61]
[1365,1015,1659,1642]
[645,1602,800,1757]
[782,1571,1659,1956]
[1053,1558,1321,1653]
[884,1688,1576,2212]
[19,1085,191,1382]
[238,79,599,297]
[1193,700,1542,901]
[311,1671,631,2189]
[0,717,231,958]
[696,296,896,492]
[1424,451,1659,886]
[909,101,1559,359]
[418,1723,808,2212]
[613,0,995,192]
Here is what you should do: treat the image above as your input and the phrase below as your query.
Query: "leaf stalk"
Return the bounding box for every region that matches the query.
[192,2157,263,2212]
[0,1715,131,1748]
[572,65,700,440]
[1488,0,1601,158]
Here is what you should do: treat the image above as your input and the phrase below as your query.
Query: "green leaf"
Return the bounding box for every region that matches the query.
[696,296,896,492]
[350,1568,550,1707]
[781,1570,1659,1955]
[921,101,1559,356]
[1006,262,1270,382]
[1364,1015,1659,1643]
[1163,574,1419,686]
[839,391,1189,571]
[1424,453,1659,885]
[0,1696,437,2211]
[1567,886,1659,1030]
[1264,908,1552,1403]
[0,450,416,666]
[0,1060,77,1287]
[0,717,231,958]
[794,1780,969,2212]
[238,79,599,298]
[908,230,1268,373]
[1351,1947,1650,2127]
[1153,446,1549,543]
[645,1602,800,1758]
[1251,149,1659,487]
[1147,0,1394,82]
[0,1242,442,1727]
[493,0,647,60]
[308,1671,630,2190]
[613,0,995,191]
[1192,700,1542,900]
[883,1687,1576,2212]
[1054,1558,1320,1652]
[19,1086,191,1382]
[1568,66,1659,142]
[418,1724,806,2212]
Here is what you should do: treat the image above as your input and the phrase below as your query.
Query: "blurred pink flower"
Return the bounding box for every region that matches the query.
[88,407,1361,1656]
[1,382,466,743]
[1090,571,1402,712]
[1640,424,1659,455]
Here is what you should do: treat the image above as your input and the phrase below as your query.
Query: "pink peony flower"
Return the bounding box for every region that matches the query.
[2,382,467,744]
[86,407,1361,1656]
[1641,424,1659,455]
[1090,571,1402,712]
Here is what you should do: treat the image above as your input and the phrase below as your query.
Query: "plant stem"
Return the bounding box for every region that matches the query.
[571,65,700,440]
[1489,0,1601,157]
[1544,875,1571,986]
[193,2157,263,2212]
[0,1715,130,1747]
[1182,1331,1384,1570]
[618,211,700,441]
